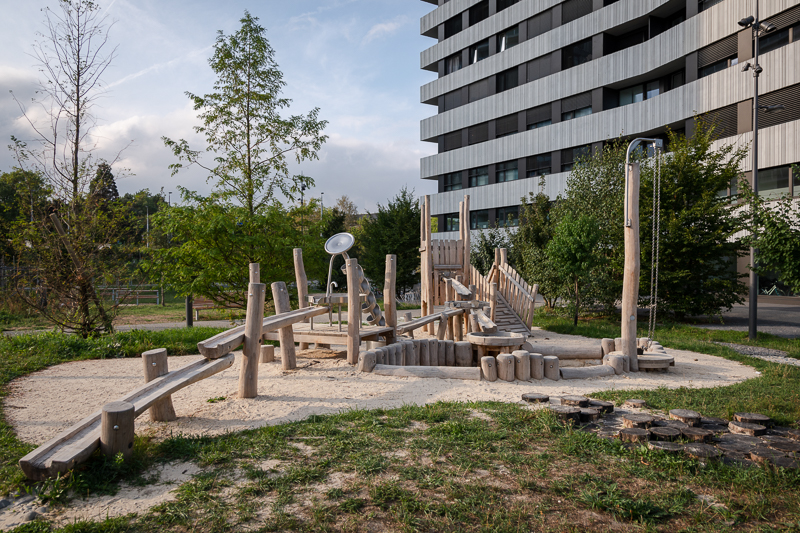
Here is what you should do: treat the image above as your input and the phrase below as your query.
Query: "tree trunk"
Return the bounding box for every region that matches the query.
[573,278,579,327]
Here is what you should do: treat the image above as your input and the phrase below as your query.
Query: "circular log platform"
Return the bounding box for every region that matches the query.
[718,434,763,447]
[549,405,580,422]
[717,441,756,455]
[749,447,789,465]
[623,414,655,429]
[637,354,674,370]
[521,392,550,403]
[763,437,800,454]
[669,409,702,427]
[466,331,526,347]
[579,408,601,423]
[562,395,590,407]
[681,427,714,443]
[685,443,722,460]
[588,400,614,414]
[619,428,649,443]
[771,456,799,469]
[648,441,683,453]
[649,427,681,442]
[729,420,767,437]
[623,399,646,409]
[733,412,772,427]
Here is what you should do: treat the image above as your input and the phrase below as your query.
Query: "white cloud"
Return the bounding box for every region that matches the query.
[362,16,409,45]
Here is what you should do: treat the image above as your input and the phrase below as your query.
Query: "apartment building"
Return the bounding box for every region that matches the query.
[419,0,800,294]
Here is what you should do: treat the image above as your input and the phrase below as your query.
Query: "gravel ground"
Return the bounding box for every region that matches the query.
[713,342,800,367]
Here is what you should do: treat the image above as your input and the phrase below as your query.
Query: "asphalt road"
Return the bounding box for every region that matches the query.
[689,300,800,339]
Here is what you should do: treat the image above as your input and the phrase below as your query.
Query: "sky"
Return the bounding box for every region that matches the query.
[0,0,438,212]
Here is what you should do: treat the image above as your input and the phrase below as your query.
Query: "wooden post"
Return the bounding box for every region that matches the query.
[463,195,471,286]
[249,263,260,284]
[293,249,310,350]
[271,282,296,370]
[622,163,640,371]
[425,196,435,335]
[420,198,428,332]
[493,248,502,286]
[239,282,265,398]
[142,348,176,422]
[346,258,361,365]
[496,354,515,382]
[481,356,497,381]
[445,341,455,366]
[100,401,135,460]
[530,353,544,380]
[499,248,507,266]
[260,344,275,363]
[454,276,464,341]
[490,282,498,322]
[513,351,531,382]
[384,255,397,342]
[455,342,472,367]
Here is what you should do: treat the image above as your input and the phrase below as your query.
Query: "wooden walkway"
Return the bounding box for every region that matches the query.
[493,294,531,336]
[261,323,395,345]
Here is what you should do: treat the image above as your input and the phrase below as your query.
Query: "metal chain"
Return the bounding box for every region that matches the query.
[647,151,662,347]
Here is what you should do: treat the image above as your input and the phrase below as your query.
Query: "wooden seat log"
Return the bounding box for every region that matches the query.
[395,308,464,335]
[513,350,531,382]
[272,282,297,371]
[530,353,544,380]
[142,349,176,422]
[455,342,472,367]
[260,345,275,363]
[370,365,481,381]
[481,356,498,381]
[496,354,515,382]
[472,309,497,334]
[100,402,135,460]
[20,354,235,481]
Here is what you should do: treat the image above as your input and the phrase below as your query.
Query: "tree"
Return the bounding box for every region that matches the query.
[89,162,119,204]
[334,196,360,230]
[546,214,602,325]
[470,225,511,276]
[355,188,420,296]
[0,169,49,263]
[319,208,348,290]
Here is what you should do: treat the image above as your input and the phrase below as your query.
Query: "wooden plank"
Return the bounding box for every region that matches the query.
[396,308,463,334]
[473,309,497,334]
[371,364,481,381]
[22,354,235,480]
[448,278,472,298]
[197,307,329,359]
[294,249,310,350]
[347,258,361,365]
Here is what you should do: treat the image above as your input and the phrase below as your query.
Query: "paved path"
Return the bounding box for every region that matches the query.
[690,300,800,339]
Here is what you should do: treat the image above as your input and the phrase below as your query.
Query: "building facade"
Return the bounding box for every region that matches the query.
[419,0,800,292]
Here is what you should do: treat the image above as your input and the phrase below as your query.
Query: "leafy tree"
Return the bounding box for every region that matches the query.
[546,213,602,325]
[470,225,511,276]
[334,196,360,230]
[355,188,420,296]
[89,162,119,204]
[120,188,168,248]
[319,208,348,290]
[0,169,49,263]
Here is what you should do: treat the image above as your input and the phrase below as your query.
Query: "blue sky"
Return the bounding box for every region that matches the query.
[1,0,438,212]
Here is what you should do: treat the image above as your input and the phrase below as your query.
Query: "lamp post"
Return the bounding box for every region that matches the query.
[738,2,782,340]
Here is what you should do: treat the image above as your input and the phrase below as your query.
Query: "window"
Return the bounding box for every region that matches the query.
[562,39,592,69]
[469,79,489,102]
[443,131,462,152]
[667,70,685,91]
[497,0,520,11]
[527,10,552,39]
[619,80,659,107]
[445,213,460,232]
[469,0,489,26]
[445,53,463,74]
[495,114,518,138]
[470,209,490,230]
[527,55,551,82]
[497,26,519,52]
[444,90,462,111]
[699,0,725,11]
[646,81,660,99]
[470,39,489,64]
[497,206,519,227]
[444,15,462,39]
[699,57,736,78]
[759,27,790,55]
[526,104,552,130]
[562,0,592,24]
[496,161,519,183]
[468,123,489,145]
[496,68,519,93]
[468,167,489,187]
[759,167,791,199]
[527,119,552,130]
[527,154,551,177]
[561,91,592,121]
[561,145,591,172]
[443,172,462,192]
[562,106,592,121]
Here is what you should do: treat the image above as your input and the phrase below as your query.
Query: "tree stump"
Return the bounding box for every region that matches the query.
[481,356,497,382]
[588,400,613,414]
[357,351,376,373]
[606,355,625,375]
[764,437,800,454]
[496,354,515,382]
[623,399,646,409]
[580,408,601,423]
[668,409,702,427]
[681,427,713,443]
[428,339,439,366]
[601,338,615,355]
[543,356,559,381]
[619,428,649,443]
[562,395,590,407]
[648,441,683,453]
[101,401,135,460]
[419,341,429,366]
[623,414,654,429]
[733,413,772,427]
[530,353,544,380]
[512,351,530,382]
[455,342,472,367]
[685,443,722,460]
[649,427,681,442]
[260,345,275,363]
[438,341,447,367]
[141,348,176,422]
[729,420,767,436]
[550,405,580,422]
[521,393,549,403]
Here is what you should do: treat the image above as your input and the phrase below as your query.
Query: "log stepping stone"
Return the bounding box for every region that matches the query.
[562,395,590,407]
[649,427,681,442]
[579,408,601,423]
[701,417,728,425]
[651,419,688,429]
[521,393,550,404]
[718,434,763,447]
[733,412,772,427]
[669,409,702,427]
[789,429,800,442]
[684,443,722,460]
[623,399,646,409]
[549,405,580,422]
[588,400,614,414]
[680,427,714,443]
[749,447,788,465]
[701,423,729,433]
[623,414,655,429]
[637,354,674,370]
[717,441,756,455]
[763,437,800,454]
[772,456,799,469]
[619,428,649,443]
[648,441,683,453]
[729,420,767,437]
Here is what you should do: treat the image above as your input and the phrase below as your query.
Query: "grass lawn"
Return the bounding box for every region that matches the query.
[0,317,797,531]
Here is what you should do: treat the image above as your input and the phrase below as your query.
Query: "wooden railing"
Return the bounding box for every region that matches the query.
[497,263,539,331]
[469,264,491,301]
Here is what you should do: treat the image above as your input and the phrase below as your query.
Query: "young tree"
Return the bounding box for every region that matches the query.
[334,195,360,230]
[545,213,602,326]
[89,162,119,204]
[470,225,511,276]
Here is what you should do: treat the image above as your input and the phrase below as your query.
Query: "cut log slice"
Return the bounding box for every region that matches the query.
[669,409,702,427]
[521,392,550,404]
[789,429,800,442]
[623,399,646,409]
[717,441,756,455]
[749,446,787,465]
[652,419,688,429]
[579,408,601,423]
[733,412,773,427]
[729,420,767,437]
[684,443,722,460]
[764,437,800,454]
[701,424,729,433]
[588,400,614,414]
[718,434,763,447]
[701,417,728,425]
[648,441,683,453]
[771,456,799,469]
[562,395,590,407]
[637,354,674,369]
[680,427,714,443]
[549,405,580,422]
[619,428,649,443]
[649,427,681,442]
[623,414,655,429]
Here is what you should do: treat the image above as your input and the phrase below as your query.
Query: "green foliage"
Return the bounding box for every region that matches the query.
[88,162,119,204]
[470,225,511,276]
[354,187,420,295]
[319,208,347,290]
[0,168,49,260]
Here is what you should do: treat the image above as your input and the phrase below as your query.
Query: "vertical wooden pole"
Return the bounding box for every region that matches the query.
[425,196,435,335]
[271,282,296,370]
[384,254,397,342]
[346,258,361,365]
[490,282,498,322]
[420,197,428,327]
[499,248,507,266]
[454,275,464,341]
[239,282,265,398]
[622,163,640,371]
[293,249,310,350]
[463,195,470,286]
[142,348,176,422]
[101,401,135,460]
[249,263,260,284]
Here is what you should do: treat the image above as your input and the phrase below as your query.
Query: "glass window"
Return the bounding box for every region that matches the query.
[759,167,791,199]
[527,119,552,130]
[699,0,725,11]
[668,70,685,91]
[527,154,551,177]
[468,167,489,187]
[497,26,519,52]
[646,81,660,99]
[445,53,462,74]
[496,68,518,93]
[619,84,644,106]
[497,0,520,11]
[443,172,462,192]
[496,161,518,183]
[562,39,592,69]
[562,145,591,172]
[469,0,489,26]
[445,214,460,232]
[759,28,790,55]
[470,39,489,64]
[497,206,519,227]
[470,210,490,230]
[562,106,592,121]
[699,57,735,78]
[444,15,462,39]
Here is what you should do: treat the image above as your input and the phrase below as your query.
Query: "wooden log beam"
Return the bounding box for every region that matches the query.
[384,255,397,343]
[240,282,266,398]
[621,163,640,371]
[472,309,497,334]
[272,282,297,371]
[448,278,473,298]
[141,349,176,422]
[346,258,361,365]
[293,250,310,350]
[371,365,481,381]
[395,308,463,334]
[524,344,603,360]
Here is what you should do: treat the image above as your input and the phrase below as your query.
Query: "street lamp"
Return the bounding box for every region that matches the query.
[738,1,779,340]
[168,191,172,206]
[320,192,324,217]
